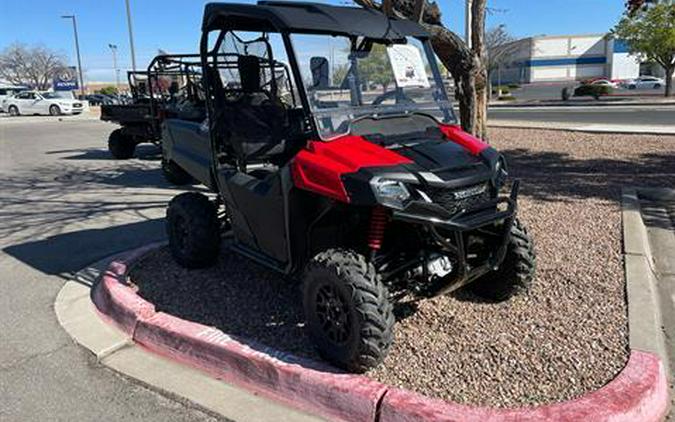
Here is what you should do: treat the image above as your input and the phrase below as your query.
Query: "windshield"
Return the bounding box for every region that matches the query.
[292,34,454,139]
[41,92,62,99]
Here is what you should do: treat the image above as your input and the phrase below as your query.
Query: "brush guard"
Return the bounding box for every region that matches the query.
[391,181,520,296]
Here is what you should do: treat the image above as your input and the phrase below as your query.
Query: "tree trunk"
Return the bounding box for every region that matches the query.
[426,24,479,135]
[470,0,488,140]
[666,66,674,97]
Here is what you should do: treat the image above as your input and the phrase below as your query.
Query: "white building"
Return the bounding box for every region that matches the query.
[499,34,641,84]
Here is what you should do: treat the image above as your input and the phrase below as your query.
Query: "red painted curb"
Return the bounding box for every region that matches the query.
[91,243,162,335]
[379,350,669,422]
[92,244,670,422]
[133,312,386,422]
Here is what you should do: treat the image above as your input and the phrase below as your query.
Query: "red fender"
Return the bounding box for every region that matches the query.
[439,124,489,155]
[291,135,412,202]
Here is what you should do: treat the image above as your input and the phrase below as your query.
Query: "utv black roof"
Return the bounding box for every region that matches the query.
[202,1,429,40]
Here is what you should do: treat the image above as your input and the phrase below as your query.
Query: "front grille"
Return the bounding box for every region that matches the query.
[425,183,491,216]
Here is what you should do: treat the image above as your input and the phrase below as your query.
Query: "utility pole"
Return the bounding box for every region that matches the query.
[61,15,85,96]
[109,44,120,92]
[124,0,138,71]
[465,0,473,48]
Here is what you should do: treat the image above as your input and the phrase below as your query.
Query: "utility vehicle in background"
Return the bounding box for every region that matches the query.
[100,53,204,186]
[165,1,536,372]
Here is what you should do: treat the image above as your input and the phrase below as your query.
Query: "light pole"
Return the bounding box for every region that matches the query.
[124,0,138,71]
[61,15,85,96]
[465,0,473,48]
[108,44,120,92]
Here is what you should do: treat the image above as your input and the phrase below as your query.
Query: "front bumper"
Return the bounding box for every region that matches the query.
[61,105,84,114]
[391,181,519,295]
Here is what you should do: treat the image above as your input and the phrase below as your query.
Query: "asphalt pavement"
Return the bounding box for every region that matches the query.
[506,83,667,101]
[489,105,675,127]
[0,117,221,421]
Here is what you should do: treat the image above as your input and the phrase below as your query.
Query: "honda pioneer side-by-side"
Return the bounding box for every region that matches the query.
[101,54,204,184]
[165,1,536,372]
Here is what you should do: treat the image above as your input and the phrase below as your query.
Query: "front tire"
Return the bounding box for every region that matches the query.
[8,106,19,116]
[470,218,536,301]
[302,249,395,372]
[108,129,136,159]
[49,105,61,116]
[162,159,194,185]
[166,192,221,269]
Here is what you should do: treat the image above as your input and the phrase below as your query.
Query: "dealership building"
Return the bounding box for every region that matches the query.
[498,34,645,84]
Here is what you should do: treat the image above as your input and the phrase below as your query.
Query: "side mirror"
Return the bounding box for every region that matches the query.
[310,57,330,89]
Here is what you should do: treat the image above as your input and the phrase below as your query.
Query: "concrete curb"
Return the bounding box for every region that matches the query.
[57,252,321,422]
[380,351,667,422]
[92,244,671,422]
[621,189,670,375]
[93,247,384,422]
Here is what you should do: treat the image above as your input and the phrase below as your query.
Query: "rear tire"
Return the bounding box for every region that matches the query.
[302,249,395,372]
[8,106,19,116]
[162,159,194,185]
[166,192,221,269]
[49,105,61,116]
[108,129,136,159]
[470,218,536,301]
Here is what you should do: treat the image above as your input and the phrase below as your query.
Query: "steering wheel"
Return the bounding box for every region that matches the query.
[372,89,415,106]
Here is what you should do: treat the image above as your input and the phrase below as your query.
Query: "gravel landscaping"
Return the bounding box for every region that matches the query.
[129,128,675,408]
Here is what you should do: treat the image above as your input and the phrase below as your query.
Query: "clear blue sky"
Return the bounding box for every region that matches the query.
[0,0,626,83]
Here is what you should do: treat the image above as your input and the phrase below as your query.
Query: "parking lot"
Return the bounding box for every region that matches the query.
[0,117,220,421]
[1,112,673,419]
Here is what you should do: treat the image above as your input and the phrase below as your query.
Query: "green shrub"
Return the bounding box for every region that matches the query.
[491,85,511,95]
[497,95,516,101]
[98,86,118,96]
[573,84,612,99]
[507,83,521,89]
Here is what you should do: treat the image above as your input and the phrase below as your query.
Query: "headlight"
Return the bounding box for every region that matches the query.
[370,178,411,210]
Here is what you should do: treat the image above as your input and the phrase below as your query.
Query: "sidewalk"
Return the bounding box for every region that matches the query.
[623,188,675,417]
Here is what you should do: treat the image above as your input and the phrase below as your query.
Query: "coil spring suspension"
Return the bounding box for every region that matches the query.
[368,206,389,253]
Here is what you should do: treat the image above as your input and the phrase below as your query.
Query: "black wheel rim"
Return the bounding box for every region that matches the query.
[173,215,188,253]
[315,284,352,345]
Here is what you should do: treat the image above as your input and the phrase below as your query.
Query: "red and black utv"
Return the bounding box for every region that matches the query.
[165,1,536,372]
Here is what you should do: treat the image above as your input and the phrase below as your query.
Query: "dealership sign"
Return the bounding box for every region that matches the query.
[53,67,79,91]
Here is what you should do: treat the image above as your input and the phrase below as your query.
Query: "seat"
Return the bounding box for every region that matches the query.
[223,55,290,163]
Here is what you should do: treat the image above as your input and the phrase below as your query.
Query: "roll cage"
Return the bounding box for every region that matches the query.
[199,1,451,171]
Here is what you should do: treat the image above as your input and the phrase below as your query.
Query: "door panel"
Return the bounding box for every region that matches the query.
[218,170,288,264]
[163,119,213,187]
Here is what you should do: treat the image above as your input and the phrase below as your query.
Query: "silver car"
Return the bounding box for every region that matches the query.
[625,76,665,90]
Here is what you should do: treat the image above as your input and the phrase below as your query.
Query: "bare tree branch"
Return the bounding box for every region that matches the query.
[412,0,426,23]
[0,44,67,90]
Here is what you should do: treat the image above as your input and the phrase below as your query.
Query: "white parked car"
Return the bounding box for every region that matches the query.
[625,76,665,90]
[0,86,28,112]
[4,91,85,116]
